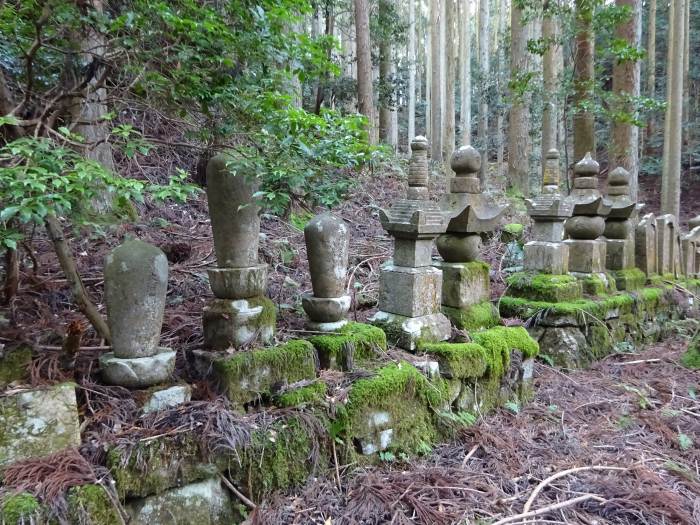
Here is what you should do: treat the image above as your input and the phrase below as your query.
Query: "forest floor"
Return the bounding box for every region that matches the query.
[1,160,700,524]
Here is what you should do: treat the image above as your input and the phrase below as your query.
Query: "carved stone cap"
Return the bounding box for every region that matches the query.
[574,152,599,177]
[411,135,429,151]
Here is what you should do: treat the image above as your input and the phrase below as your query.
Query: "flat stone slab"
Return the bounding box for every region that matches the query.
[0,383,81,469]
[369,311,450,351]
[100,347,176,388]
[302,294,351,324]
[142,384,192,414]
[125,478,235,525]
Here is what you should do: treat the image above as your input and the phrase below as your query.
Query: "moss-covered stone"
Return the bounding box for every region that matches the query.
[213,340,317,406]
[275,382,327,407]
[107,435,217,499]
[0,346,32,389]
[442,301,500,331]
[309,322,386,370]
[419,342,489,379]
[246,296,277,333]
[613,268,647,291]
[507,272,582,302]
[680,337,700,369]
[500,293,638,320]
[67,484,121,524]
[0,493,41,524]
[580,273,616,296]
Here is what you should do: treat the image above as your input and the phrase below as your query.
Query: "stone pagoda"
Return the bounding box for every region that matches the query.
[434,145,506,329]
[523,149,574,275]
[202,152,275,350]
[604,167,643,289]
[563,153,611,282]
[370,136,451,350]
[302,212,351,331]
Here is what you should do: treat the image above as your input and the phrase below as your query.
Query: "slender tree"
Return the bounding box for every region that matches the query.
[443,0,457,163]
[610,0,642,200]
[644,0,656,154]
[573,0,596,161]
[477,0,489,183]
[408,0,416,144]
[431,0,443,159]
[459,0,472,145]
[661,0,686,218]
[541,1,560,167]
[354,0,375,143]
[508,1,531,194]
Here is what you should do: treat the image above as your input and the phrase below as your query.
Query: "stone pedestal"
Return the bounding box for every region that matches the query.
[369,311,452,352]
[524,242,569,274]
[202,298,275,350]
[563,239,607,274]
[207,265,267,299]
[605,238,635,270]
[302,295,351,331]
[433,261,489,308]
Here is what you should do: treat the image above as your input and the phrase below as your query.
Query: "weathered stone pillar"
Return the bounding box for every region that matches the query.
[563,153,611,282]
[302,213,351,330]
[202,152,275,350]
[523,149,573,274]
[604,167,644,289]
[100,239,176,387]
[655,214,680,276]
[369,136,451,350]
[434,144,506,329]
[635,213,658,276]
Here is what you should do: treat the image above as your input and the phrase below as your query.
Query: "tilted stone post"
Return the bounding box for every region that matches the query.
[655,214,680,276]
[434,144,506,329]
[100,239,176,387]
[635,213,658,276]
[523,149,573,274]
[369,136,451,350]
[302,213,351,330]
[563,153,611,281]
[202,152,275,350]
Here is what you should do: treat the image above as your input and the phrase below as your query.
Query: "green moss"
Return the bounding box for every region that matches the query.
[214,340,317,405]
[459,260,490,279]
[67,484,121,524]
[586,325,612,360]
[500,293,636,321]
[0,346,32,388]
[276,382,327,407]
[581,273,616,296]
[470,326,539,379]
[507,272,582,302]
[247,296,277,332]
[613,268,647,291]
[419,342,489,379]
[680,344,700,369]
[0,493,40,524]
[504,223,524,235]
[443,301,500,331]
[640,287,663,303]
[309,322,386,369]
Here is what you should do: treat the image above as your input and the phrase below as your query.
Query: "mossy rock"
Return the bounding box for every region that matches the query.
[501,223,524,243]
[579,273,616,296]
[0,346,32,389]
[499,293,638,321]
[418,342,489,379]
[442,301,500,331]
[309,322,386,370]
[613,268,647,291]
[107,434,217,499]
[275,381,327,408]
[67,484,122,524]
[506,272,582,302]
[680,335,700,369]
[0,493,41,524]
[213,340,317,406]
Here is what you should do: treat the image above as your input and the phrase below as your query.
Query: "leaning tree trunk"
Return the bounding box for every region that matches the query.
[610,0,642,201]
[661,0,686,218]
[354,0,375,143]
[573,0,596,161]
[459,0,472,146]
[508,2,531,195]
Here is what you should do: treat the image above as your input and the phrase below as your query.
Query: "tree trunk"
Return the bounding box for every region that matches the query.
[379,36,393,143]
[644,0,656,155]
[430,0,443,159]
[426,16,432,139]
[354,0,375,143]
[459,0,472,145]
[541,2,560,174]
[507,3,531,195]
[610,0,641,201]
[477,0,489,184]
[682,0,690,154]
[443,0,457,164]
[314,2,335,114]
[408,0,416,145]
[660,0,685,218]
[573,0,596,161]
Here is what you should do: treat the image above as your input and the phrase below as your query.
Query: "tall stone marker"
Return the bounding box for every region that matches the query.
[434,144,506,329]
[563,153,611,279]
[524,149,573,274]
[302,213,351,330]
[203,152,275,350]
[100,239,176,387]
[656,214,679,276]
[635,213,657,276]
[370,136,451,350]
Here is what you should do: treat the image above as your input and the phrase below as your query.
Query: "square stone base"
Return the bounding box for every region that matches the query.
[100,347,176,388]
[378,265,442,318]
[524,241,569,274]
[433,261,490,309]
[606,238,635,271]
[564,239,606,274]
[203,296,275,350]
[369,311,451,351]
[208,264,267,299]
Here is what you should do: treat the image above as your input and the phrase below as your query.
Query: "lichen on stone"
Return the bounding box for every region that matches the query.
[0,346,32,388]
[246,296,277,332]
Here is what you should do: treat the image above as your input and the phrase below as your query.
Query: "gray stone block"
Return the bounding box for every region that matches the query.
[100,348,176,388]
[433,261,489,308]
[605,238,635,270]
[377,265,442,317]
[301,294,350,324]
[524,241,569,274]
[393,238,434,267]
[208,265,267,299]
[369,311,451,350]
[142,385,192,414]
[564,239,606,273]
[202,297,275,350]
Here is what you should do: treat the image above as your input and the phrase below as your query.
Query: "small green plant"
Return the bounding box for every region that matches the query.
[378,450,396,462]
[678,432,693,452]
[504,401,520,414]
